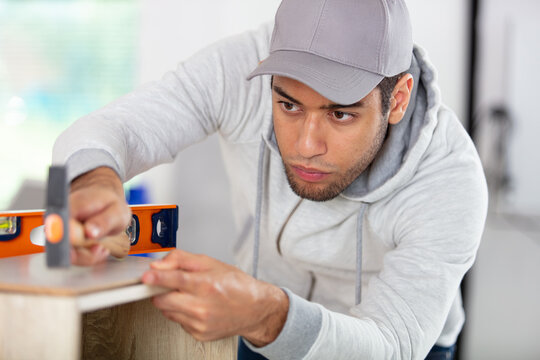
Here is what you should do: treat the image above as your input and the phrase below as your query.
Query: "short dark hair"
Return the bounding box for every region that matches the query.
[377,72,405,116]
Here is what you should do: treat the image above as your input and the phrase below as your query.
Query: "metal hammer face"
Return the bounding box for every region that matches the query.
[45,166,70,268]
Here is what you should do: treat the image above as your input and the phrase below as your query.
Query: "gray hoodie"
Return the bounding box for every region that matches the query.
[53,23,488,359]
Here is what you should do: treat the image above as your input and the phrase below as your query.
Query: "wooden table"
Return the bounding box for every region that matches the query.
[0,253,237,360]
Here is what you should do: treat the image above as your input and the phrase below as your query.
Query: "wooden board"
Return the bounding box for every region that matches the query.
[0,293,81,360]
[0,253,238,360]
[77,283,169,313]
[82,298,238,360]
[0,253,159,296]
[0,292,237,360]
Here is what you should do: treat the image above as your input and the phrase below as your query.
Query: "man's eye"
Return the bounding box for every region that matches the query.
[279,101,299,112]
[332,111,353,122]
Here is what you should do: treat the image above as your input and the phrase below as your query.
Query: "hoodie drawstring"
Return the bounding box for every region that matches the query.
[355,203,368,305]
[252,139,267,279]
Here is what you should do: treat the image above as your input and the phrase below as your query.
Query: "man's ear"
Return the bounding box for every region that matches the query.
[387,74,414,125]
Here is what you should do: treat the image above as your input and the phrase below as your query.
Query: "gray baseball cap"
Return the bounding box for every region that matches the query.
[247,0,413,105]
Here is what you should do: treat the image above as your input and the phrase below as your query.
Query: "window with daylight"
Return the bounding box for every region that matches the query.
[0,0,139,209]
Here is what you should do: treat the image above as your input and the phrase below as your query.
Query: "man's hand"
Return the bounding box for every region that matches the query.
[70,167,131,239]
[68,218,131,265]
[66,167,132,265]
[142,250,289,346]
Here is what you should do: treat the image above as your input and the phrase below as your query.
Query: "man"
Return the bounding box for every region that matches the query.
[52,0,488,359]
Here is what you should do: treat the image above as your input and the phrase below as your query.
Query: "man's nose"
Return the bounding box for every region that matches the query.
[295,114,327,159]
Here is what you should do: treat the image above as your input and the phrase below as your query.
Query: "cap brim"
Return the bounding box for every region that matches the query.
[247,50,383,105]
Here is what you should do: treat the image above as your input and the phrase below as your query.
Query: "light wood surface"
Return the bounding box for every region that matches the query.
[0,253,156,296]
[0,253,238,359]
[77,283,169,313]
[0,293,81,360]
[83,298,238,359]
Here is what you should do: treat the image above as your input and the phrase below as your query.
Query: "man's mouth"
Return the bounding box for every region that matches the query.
[290,165,331,182]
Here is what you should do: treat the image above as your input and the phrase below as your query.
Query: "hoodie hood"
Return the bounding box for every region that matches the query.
[264,46,441,204]
[342,46,442,202]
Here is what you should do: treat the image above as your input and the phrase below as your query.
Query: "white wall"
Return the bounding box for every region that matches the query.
[475,0,540,215]
[407,0,469,122]
[133,0,281,262]
[136,0,283,85]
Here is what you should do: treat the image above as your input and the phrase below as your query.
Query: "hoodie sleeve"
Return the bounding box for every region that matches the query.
[246,110,488,360]
[52,24,272,182]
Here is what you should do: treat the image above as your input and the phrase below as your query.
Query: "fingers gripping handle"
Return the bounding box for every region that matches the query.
[45,166,70,268]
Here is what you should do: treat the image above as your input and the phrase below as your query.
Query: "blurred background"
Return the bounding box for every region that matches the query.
[0,0,538,358]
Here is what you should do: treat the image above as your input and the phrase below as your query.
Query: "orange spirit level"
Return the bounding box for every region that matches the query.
[0,204,178,259]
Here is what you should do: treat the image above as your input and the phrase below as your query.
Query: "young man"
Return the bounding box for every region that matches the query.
[53,0,488,359]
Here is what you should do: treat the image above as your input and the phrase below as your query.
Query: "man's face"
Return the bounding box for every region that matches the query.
[272,76,389,202]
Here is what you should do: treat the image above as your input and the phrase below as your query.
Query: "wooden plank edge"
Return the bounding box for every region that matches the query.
[77,284,170,313]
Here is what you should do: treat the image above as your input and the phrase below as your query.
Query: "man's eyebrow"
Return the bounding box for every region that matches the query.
[273,84,365,110]
[321,101,365,110]
[272,85,303,105]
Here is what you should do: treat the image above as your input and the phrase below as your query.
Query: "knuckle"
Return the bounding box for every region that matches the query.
[152,271,163,284]
[205,279,220,296]
[198,254,212,264]
[191,331,203,341]
[163,311,176,322]
[101,214,115,229]
[164,313,174,322]
[113,201,131,221]
[111,203,132,234]
[69,195,92,219]
[195,333,211,342]
[193,322,208,335]
[193,306,210,321]
[169,250,183,262]
[179,272,190,286]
